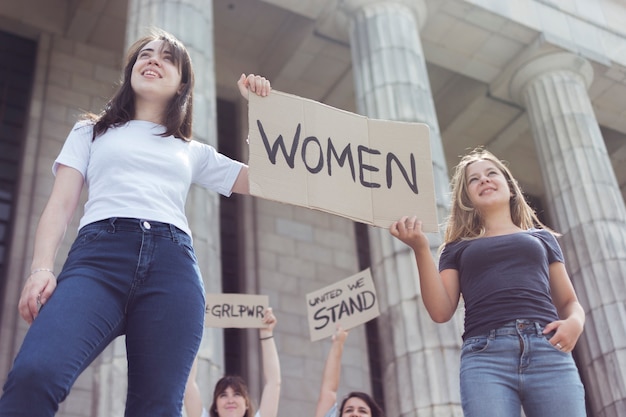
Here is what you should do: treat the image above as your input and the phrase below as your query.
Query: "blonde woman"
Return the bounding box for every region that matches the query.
[391,148,586,417]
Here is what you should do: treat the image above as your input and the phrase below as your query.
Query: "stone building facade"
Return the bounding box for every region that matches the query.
[0,0,625,416]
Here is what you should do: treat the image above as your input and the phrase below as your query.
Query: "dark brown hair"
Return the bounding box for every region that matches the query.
[209,375,255,417]
[85,28,194,141]
[339,392,385,417]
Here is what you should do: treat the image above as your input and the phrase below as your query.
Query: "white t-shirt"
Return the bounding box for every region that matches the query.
[200,409,260,417]
[54,120,244,236]
[323,403,338,417]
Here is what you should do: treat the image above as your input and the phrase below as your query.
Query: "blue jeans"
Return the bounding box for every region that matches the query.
[0,218,205,416]
[460,319,586,417]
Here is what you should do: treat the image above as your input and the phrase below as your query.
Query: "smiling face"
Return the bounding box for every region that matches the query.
[445,148,540,241]
[93,30,195,139]
[210,376,252,417]
[465,159,512,211]
[215,386,248,417]
[130,39,182,106]
[341,396,373,417]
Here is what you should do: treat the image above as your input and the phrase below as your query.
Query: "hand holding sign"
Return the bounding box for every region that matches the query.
[260,307,277,340]
[389,216,431,252]
[331,324,349,344]
[237,73,271,100]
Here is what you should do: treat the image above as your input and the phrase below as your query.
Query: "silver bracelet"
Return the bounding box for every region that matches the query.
[30,268,54,277]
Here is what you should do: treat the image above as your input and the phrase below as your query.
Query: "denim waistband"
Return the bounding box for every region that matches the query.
[83,217,186,240]
[487,319,545,338]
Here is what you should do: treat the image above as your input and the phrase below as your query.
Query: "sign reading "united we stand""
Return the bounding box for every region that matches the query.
[248,91,438,231]
[306,268,380,342]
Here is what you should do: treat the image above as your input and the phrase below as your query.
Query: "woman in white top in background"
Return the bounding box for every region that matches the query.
[184,308,281,417]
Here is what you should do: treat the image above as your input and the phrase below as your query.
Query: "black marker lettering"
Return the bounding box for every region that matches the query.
[358,145,381,189]
[257,120,300,167]
[387,152,418,194]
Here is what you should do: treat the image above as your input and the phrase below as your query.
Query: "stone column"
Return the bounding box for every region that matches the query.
[339,1,459,416]
[95,1,224,415]
[511,52,626,417]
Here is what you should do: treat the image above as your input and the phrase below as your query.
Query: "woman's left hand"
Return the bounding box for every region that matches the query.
[543,317,584,353]
[238,73,271,100]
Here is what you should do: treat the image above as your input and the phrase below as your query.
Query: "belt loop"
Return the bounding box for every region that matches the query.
[534,322,543,336]
[108,217,117,233]
[169,223,179,243]
[489,329,496,340]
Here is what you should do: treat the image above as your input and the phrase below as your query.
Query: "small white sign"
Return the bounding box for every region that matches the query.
[306,268,380,342]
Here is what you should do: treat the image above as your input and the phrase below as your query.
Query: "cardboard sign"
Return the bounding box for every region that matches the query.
[306,268,380,342]
[204,293,269,328]
[248,91,438,231]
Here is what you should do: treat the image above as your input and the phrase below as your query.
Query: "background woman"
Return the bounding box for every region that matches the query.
[314,325,385,417]
[184,307,280,417]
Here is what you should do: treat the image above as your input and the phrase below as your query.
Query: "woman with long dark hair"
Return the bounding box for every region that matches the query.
[0,28,271,416]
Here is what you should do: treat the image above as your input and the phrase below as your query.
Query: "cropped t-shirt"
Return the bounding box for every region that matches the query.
[53,120,244,237]
[438,229,563,339]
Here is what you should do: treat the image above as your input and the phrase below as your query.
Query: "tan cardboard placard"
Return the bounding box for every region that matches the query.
[204,293,269,328]
[306,268,380,342]
[248,91,438,231]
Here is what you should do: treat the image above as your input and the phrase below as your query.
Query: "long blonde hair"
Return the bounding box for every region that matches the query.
[443,148,554,244]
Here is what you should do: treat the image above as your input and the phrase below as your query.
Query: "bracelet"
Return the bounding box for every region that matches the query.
[30,268,54,277]
[260,335,274,341]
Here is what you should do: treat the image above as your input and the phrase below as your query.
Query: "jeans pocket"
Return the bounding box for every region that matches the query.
[541,332,564,352]
[176,240,198,263]
[462,336,490,354]
[67,228,107,256]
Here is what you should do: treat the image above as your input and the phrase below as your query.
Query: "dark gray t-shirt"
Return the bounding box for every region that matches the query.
[439,229,563,340]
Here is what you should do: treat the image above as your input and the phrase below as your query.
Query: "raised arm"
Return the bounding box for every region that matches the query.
[183,356,204,417]
[390,216,461,322]
[231,73,271,196]
[18,165,84,323]
[257,307,281,417]
[314,325,348,417]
